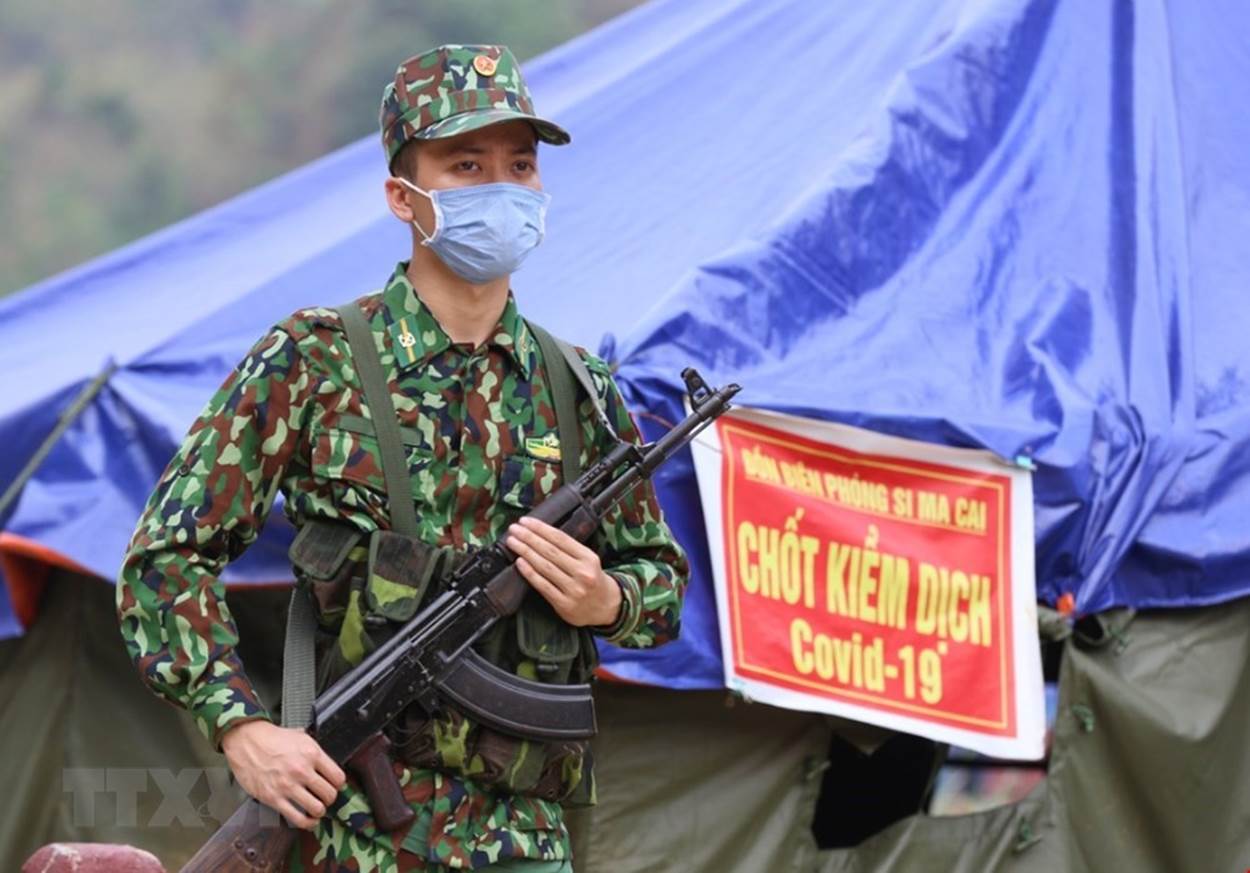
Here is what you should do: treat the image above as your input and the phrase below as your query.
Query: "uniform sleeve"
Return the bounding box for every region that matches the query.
[116,327,314,748]
[579,354,689,648]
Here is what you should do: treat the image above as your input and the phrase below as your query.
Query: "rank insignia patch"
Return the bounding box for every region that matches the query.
[388,317,424,368]
[525,432,562,461]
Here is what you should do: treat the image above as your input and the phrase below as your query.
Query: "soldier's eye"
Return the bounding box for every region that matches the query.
[456,160,479,172]
[514,160,534,173]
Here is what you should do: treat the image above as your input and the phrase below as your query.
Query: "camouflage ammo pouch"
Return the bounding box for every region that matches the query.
[279,303,606,804]
[286,519,367,694]
[288,519,600,803]
[288,522,460,693]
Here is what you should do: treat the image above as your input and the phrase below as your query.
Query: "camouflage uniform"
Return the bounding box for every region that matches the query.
[117,45,687,873]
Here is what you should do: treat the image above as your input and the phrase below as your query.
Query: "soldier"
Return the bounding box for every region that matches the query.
[116,44,688,872]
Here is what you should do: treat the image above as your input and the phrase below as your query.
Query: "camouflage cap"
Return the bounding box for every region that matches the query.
[380,44,570,170]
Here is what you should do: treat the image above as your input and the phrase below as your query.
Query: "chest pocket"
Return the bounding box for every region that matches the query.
[498,452,562,511]
[311,414,434,499]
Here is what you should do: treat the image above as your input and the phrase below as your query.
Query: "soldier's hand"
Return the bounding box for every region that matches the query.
[506,516,623,627]
[221,720,347,830]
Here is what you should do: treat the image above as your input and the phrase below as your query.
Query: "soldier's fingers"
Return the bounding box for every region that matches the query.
[515,549,568,590]
[313,752,347,790]
[508,531,573,588]
[303,769,340,808]
[518,516,594,562]
[276,798,318,831]
[517,557,572,608]
[290,785,327,820]
[509,523,581,577]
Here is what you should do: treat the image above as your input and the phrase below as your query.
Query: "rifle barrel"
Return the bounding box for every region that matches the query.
[590,382,739,515]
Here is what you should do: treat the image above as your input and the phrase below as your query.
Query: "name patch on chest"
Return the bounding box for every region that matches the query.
[525,432,562,461]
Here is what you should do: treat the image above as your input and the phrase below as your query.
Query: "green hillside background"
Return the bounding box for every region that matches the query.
[0,0,639,297]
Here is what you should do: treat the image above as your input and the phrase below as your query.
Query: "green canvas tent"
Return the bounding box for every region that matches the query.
[5,572,1250,871]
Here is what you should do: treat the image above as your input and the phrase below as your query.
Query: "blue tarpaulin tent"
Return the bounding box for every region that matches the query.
[2,0,1248,693]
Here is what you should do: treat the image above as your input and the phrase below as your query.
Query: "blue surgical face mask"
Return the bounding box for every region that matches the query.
[396,177,551,284]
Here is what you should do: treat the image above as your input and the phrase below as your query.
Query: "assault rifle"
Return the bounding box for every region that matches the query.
[181,368,739,872]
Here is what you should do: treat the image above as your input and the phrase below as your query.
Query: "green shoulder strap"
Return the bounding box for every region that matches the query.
[282,301,420,729]
[335,302,421,537]
[526,321,614,484]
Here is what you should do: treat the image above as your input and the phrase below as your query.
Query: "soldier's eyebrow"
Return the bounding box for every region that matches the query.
[441,145,487,157]
[435,141,535,159]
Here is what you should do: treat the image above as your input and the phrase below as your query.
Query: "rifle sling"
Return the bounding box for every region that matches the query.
[280,584,317,729]
[527,320,615,481]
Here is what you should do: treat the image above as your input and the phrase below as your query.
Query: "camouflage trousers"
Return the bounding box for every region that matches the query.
[288,817,573,873]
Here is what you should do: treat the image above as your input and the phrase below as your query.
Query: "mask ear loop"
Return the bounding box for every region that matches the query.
[395,176,442,245]
[532,190,553,245]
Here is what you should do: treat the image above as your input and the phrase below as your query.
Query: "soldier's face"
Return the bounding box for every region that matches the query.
[386,120,541,237]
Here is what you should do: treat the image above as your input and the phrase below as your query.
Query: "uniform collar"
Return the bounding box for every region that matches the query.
[381,262,537,379]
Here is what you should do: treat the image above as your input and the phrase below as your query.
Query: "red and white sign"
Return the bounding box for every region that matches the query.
[691,407,1044,759]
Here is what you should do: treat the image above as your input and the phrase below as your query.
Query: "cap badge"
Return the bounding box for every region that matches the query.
[473,54,498,77]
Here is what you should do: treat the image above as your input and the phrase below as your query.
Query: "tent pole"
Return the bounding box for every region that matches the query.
[0,359,119,521]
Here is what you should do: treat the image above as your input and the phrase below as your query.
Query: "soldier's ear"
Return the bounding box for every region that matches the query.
[384,176,417,224]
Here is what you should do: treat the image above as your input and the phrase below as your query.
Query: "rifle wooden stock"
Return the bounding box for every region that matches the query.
[179,798,295,873]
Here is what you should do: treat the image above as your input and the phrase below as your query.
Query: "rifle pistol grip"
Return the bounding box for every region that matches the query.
[346,732,414,833]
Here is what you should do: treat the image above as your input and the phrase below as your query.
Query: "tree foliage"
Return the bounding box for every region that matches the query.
[0,0,638,296]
